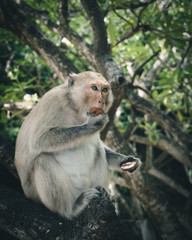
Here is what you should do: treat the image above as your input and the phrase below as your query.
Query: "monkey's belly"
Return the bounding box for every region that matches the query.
[54,142,109,191]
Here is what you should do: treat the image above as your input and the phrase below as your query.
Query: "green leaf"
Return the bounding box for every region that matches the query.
[177,111,183,122]
[1,110,8,124]
[107,19,116,45]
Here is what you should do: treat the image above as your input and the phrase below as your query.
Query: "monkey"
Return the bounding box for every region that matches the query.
[14,71,141,220]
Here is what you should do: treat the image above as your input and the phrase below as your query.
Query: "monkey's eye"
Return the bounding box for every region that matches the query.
[102,88,108,93]
[91,85,98,91]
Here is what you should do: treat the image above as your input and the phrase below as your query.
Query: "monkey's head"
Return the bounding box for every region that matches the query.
[67,72,113,115]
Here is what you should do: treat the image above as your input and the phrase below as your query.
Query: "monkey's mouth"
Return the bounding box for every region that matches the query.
[89,107,105,116]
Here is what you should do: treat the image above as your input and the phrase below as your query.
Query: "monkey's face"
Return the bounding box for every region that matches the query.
[68,72,113,116]
[83,80,111,113]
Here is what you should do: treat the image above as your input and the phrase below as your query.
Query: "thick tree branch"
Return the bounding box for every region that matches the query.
[80,0,127,141]
[18,0,96,67]
[111,0,156,11]
[59,0,69,30]
[58,0,96,67]
[80,0,124,82]
[13,0,59,33]
[0,184,135,240]
[0,0,78,81]
[125,87,192,160]
[148,167,190,198]
[81,0,110,57]
[129,133,192,168]
[0,137,18,179]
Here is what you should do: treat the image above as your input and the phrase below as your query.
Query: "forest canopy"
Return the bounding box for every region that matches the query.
[0,0,192,239]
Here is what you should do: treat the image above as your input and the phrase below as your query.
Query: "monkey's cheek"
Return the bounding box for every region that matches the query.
[120,161,138,173]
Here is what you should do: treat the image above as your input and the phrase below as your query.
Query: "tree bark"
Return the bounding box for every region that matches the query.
[0,184,139,240]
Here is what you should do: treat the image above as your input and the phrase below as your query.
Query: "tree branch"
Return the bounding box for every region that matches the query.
[81,0,110,57]
[148,167,190,198]
[0,0,78,81]
[13,0,59,33]
[1,184,134,240]
[58,0,96,67]
[0,137,18,179]
[125,87,192,160]
[131,50,161,85]
[112,0,156,11]
[129,133,192,168]
[59,0,69,30]
[18,0,96,68]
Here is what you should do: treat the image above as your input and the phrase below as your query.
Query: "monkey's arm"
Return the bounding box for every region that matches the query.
[34,114,108,153]
[105,146,141,173]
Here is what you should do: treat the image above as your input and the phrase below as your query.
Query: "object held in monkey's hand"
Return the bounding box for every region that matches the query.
[90,107,104,116]
[120,158,139,173]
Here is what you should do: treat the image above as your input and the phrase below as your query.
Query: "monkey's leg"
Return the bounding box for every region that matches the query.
[32,153,77,219]
[72,187,109,218]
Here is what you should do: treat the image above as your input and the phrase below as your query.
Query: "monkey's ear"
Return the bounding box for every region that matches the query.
[67,73,77,87]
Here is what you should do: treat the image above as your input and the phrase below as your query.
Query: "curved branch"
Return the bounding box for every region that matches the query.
[14,0,59,33]
[129,133,192,168]
[148,167,190,198]
[18,0,96,67]
[0,0,78,81]
[125,87,192,159]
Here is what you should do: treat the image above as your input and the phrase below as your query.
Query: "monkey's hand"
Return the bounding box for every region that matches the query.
[87,112,109,132]
[120,156,141,173]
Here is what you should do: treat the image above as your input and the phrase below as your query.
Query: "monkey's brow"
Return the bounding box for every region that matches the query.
[90,82,109,88]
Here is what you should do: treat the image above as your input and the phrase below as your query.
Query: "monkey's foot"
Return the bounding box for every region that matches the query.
[120,157,139,173]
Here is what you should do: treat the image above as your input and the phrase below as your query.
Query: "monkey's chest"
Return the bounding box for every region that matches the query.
[54,141,107,190]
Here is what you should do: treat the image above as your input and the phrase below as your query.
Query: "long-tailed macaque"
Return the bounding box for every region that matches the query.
[15,71,141,219]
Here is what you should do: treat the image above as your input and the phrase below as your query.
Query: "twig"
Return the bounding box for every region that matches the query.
[131,50,161,85]
[178,39,192,68]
